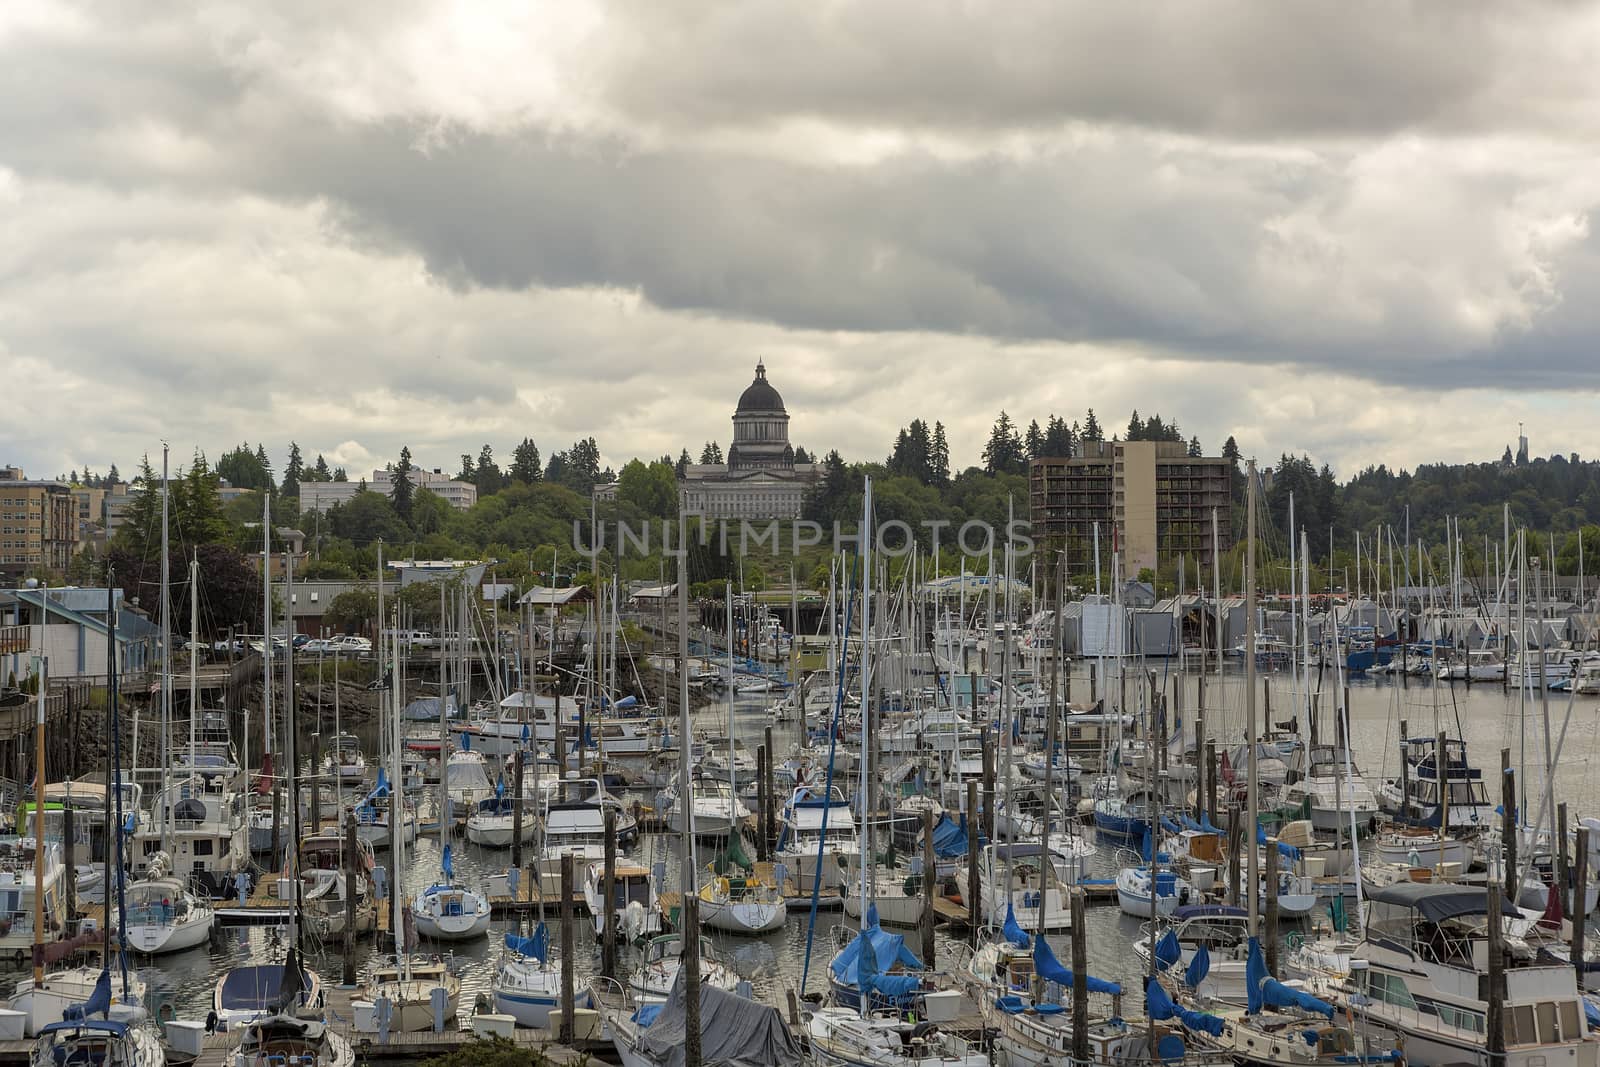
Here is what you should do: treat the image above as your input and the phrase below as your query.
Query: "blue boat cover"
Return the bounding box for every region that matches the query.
[1153,929,1182,971]
[1184,945,1211,988]
[61,969,112,1021]
[39,1019,129,1038]
[830,925,923,991]
[1256,827,1303,862]
[506,923,548,963]
[1145,977,1225,1037]
[858,925,921,998]
[1246,938,1333,1019]
[442,845,454,880]
[929,813,977,858]
[1003,903,1029,948]
[1583,997,1600,1029]
[1034,934,1121,995]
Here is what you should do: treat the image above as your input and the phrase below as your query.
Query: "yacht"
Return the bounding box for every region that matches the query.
[698,870,787,934]
[1378,735,1494,832]
[9,966,148,1038]
[123,853,215,955]
[30,1018,162,1067]
[464,794,538,848]
[322,734,367,783]
[130,774,248,896]
[1341,881,1600,1067]
[1133,904,1254,1005]
[628,933,741,1005]
[775,785,859,896]
[226,1012,353,1067]
[1437,648,1505,682]
[442,750,495,819]
[1279,745,1380,833]
[581,860,661,942]
[0,836,69,961]
[296,831,377,938]
[660,774,751,838]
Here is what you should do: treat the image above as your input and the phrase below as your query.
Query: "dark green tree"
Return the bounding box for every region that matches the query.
[982,411,1025,475]
[509,438,542,484]
[282,442,304,499]
[675,449,691,478]
[391,446,415,519]
[474,444,503,497]
[1082,409,1103,442]
[930,422,950,485]
[700,441,724,465]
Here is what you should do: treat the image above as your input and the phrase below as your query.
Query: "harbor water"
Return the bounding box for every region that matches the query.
[8,663,1598,1028]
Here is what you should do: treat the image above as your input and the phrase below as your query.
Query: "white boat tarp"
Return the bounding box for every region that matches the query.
[637,972,805,1067]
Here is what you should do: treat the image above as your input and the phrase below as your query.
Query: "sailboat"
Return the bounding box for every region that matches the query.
[123,851,214,954]
[361,624,462,1030]
[26,588,160,1064]
[491,923,583,1029]
[411,591,491,942]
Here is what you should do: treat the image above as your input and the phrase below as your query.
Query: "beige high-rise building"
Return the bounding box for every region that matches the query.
[0,469,78,577]
[1029,440,1232,579]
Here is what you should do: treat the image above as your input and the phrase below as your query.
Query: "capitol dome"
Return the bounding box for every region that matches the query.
[735,361,785,413]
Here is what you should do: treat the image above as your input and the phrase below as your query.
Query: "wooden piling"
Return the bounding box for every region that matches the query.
[602,806,618,979]
[1487,884,1506,1067]
[1226,803,1242,906]
[560,853,575,1044]
[755,745,768,862]
[1557,801,1570,917]
[343,809,358,985]
[920,808,936,966]
[1071,888,1089,1064]
[981,735,996,844]
[1574,827,1590,986]
[511,749,525,871]
[763,725,775,856]
[966,780,981,948]
[682,890,703,1067]
[62,806,76,922]
[1204,741,1218,829]
[1264,836,1280,974]
[1437,731,1450,845]
[1501,748,1517,898]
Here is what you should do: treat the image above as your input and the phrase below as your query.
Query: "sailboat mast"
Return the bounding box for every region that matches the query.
[159,444,171,855]
[858,478,874,1021]
[1212,508,1222,677]
[189,553,198,761]
[675,516,696,897]
[1244,459,1260,937]
[260,496,272,799]
[439,582,450,868]
[388,625,406,969]
[285,545,302,951]
[31,651,45,989]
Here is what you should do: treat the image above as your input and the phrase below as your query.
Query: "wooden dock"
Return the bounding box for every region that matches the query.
[180,984,611,1066]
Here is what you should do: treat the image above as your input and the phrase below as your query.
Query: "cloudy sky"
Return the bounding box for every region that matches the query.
[4,1,1599,484]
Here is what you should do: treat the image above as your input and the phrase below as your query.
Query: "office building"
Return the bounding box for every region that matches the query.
[0,468,78,577]
[1029,440,1232,578]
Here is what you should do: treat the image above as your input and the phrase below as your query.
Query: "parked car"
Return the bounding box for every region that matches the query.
[302,638,336,654]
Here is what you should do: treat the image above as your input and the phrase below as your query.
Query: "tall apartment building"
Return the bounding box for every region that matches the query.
[0,468,79,577]
[299,467,478,513]
[1029,440,1232,578]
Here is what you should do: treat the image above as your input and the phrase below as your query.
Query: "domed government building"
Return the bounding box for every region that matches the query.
[595,361,820,519]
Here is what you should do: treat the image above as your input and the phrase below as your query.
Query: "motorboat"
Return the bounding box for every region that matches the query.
[659,775,750,838]
[30,1018,162,1067]
[582,860,661,942]
[1278,745,1379,833]
[1377,735,1494,832]
[322,734,367,783]
[627,933,741,1006]
[130,774,249,896]
[774,786,859,896]
[1339,881,1600,1067]
[0,836,70,960]
[227,1012,353,1067]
